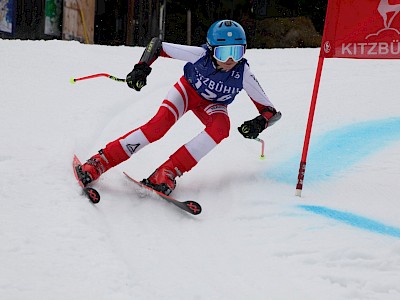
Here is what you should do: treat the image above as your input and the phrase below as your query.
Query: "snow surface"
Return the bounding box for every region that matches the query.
[1,39,400,300]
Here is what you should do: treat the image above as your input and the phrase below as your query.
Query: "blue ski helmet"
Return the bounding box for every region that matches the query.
[206,20,247,47]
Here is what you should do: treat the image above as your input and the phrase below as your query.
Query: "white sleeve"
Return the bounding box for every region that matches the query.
[161,42,207,63]
[243,64,274,108]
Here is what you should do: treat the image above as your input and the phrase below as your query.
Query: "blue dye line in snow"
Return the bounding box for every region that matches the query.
[267,117,400,184]
[298,205,400,238]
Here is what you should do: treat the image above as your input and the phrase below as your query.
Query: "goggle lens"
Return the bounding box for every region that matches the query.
[213,45,245,62]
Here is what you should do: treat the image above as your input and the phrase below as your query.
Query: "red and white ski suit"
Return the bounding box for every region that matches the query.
[99,43,275,176]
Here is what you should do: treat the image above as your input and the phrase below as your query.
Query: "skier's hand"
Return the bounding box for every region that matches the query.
[238,110,282,139]
[126,63,152,91]
[238,115,267,139]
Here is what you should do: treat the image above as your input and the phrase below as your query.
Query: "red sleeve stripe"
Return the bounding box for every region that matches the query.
[160,49,172,58]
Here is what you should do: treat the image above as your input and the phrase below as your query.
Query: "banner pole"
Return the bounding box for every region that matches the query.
[296,55,325,197]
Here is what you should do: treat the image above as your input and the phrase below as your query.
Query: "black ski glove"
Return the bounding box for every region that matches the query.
[126,63,152,91]
[238,111,282,139]
[238,115,267,139]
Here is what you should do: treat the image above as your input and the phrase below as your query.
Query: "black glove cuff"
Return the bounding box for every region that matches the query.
[134,63,152,75]
[254,115,267,130]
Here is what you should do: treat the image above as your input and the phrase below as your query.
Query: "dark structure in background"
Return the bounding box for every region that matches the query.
[94,0,127,45]
[94,0,163,46]
[166,0,327,48]
[0,0,327,48]
[7,0,46,40]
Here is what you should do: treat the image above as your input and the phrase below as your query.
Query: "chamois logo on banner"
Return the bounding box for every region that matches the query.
[367,0,400,39]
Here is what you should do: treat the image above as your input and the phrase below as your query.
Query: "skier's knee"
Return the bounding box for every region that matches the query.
[206,125,230,144]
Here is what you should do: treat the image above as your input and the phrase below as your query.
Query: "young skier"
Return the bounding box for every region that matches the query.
[76,19,281,196]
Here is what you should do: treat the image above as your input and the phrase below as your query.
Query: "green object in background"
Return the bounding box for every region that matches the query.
[45,0,62,36]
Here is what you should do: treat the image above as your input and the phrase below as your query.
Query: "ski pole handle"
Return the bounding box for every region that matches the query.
[254,137,265,160]
[70,73,126,84]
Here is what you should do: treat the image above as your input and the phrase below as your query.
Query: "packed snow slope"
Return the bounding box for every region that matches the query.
[1,39,400,300]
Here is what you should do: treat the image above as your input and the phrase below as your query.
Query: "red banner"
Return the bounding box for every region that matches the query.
[321,0,400,59]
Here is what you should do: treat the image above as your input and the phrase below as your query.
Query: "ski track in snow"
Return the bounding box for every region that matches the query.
[1,40,400,299]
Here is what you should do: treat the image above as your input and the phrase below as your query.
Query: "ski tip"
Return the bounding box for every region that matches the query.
[70,77,76,84]
[84,187,101,204]
[184,201,202,215]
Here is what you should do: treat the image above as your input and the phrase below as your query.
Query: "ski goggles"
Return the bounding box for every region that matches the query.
[213,45,245,62]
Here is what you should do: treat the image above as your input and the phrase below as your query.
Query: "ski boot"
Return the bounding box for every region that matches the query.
[78,150,111,187]
[141,159,182,196]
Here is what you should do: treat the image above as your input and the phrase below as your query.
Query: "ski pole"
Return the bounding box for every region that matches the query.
[70,73,126,84]
[254,137,265,160]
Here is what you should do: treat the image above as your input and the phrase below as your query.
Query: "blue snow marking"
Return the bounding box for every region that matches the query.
[299,205,400,238]
[267,117,400,184]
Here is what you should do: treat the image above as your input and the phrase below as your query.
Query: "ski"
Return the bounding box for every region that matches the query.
[123,172,202,215]
[73,155,100,204]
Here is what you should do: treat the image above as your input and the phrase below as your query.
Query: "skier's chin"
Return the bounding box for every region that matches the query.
[222,65,235,71]
[217,61,237,71]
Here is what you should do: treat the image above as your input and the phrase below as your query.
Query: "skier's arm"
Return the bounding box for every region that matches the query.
[126,38,206,91]
[238,64,282,139]
[138,37,163,65]
[159,42,206,63]
[138,39,206,65]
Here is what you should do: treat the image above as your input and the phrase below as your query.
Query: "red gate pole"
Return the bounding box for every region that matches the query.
[296,56,325,197]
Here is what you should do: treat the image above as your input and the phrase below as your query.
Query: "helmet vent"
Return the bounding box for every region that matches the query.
[207,20,246,46]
